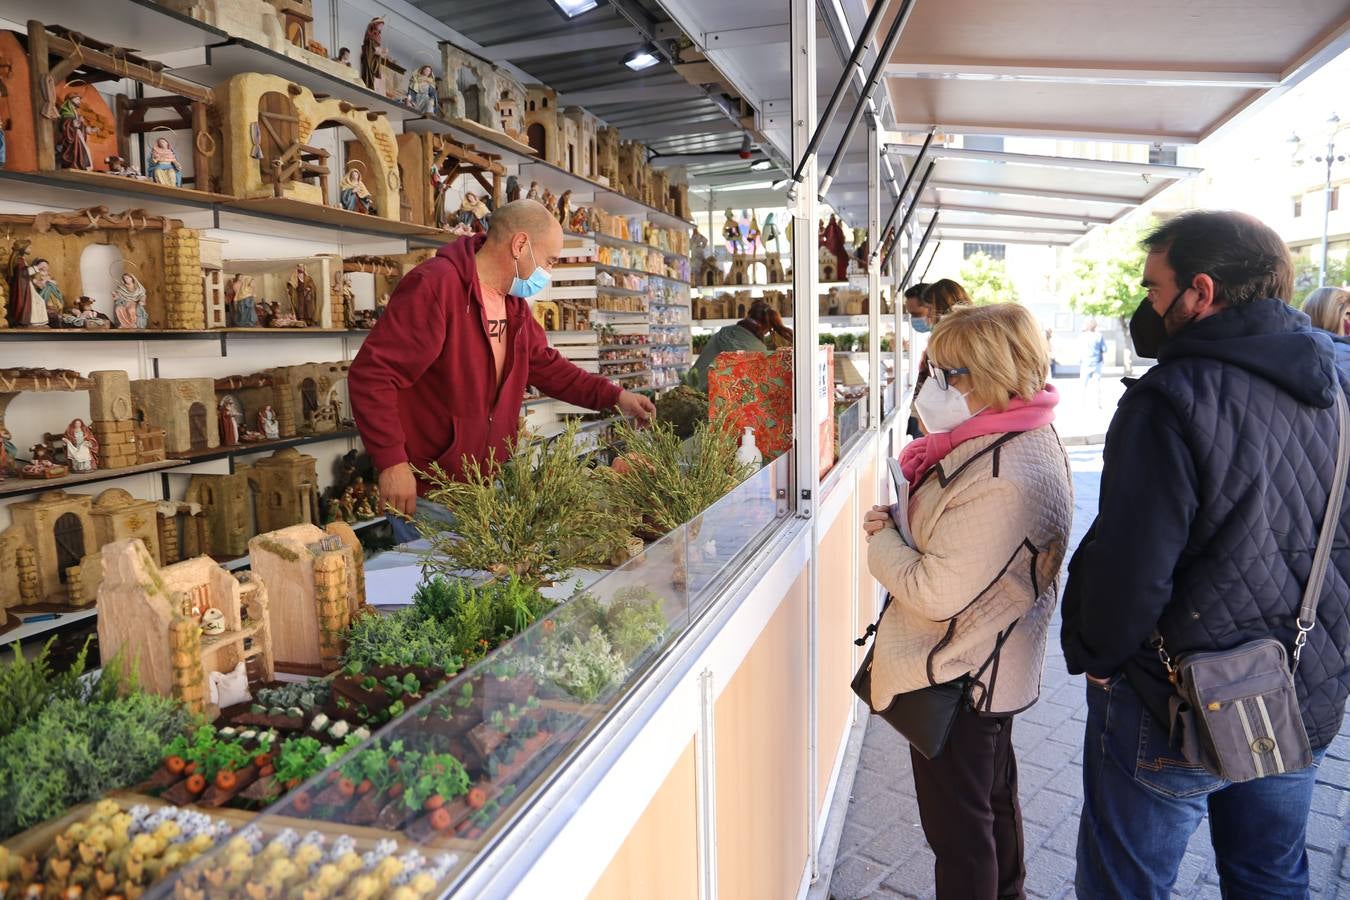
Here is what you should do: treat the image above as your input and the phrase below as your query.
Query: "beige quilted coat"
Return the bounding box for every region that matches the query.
[867,425,1073,715]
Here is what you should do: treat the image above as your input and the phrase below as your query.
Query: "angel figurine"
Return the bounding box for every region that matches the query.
[404,65,440,116]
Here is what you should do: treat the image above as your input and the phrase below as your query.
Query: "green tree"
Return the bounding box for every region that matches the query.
[1293,255,1350,307]
[1065,218,1153,373]
[958,252,1018,304]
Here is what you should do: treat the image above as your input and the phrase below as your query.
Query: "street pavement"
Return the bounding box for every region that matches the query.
[824,437,1350,899]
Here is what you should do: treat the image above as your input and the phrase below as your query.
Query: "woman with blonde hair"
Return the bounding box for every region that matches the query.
[863,302,1073,899]
[1303,286,1350,336]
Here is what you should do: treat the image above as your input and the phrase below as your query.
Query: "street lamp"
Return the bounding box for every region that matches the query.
[1291,113,1348,287]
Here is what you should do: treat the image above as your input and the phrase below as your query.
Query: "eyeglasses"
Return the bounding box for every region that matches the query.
[927,361,970,391]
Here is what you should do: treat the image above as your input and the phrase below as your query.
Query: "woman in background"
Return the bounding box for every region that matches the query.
[1304,286,1350,336]
[907,279,974,437]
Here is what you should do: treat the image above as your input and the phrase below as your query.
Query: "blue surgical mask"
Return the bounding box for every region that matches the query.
[911,317,931,334]
[510,238,551,298]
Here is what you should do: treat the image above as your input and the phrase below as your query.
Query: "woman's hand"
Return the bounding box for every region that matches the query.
[863,505,896,542]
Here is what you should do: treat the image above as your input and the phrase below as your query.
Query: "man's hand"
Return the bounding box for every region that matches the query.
[379,462,417,519]
[862,504,895,542]
[617,390,656,425]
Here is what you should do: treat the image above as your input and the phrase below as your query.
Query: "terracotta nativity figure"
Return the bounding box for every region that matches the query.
[259,405,281,440]
[404,65,439,116]
[5,240,33,327]
[340,167,377,215]
[289,265,318,325]
[148,137,183,188]
[219,396,243,446]
[228,274,258,327]
[113,273,149,328]
[61,296,110,329]
[56,93,92,171]
[62,418,99,473]
[31,259,65,325]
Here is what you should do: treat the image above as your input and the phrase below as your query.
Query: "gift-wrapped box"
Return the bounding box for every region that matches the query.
[708,347,835,477]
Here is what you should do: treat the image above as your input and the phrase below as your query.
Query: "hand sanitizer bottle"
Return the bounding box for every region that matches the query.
[736,426,763,468]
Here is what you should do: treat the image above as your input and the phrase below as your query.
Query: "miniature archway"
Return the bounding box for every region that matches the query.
[78,243,122,319]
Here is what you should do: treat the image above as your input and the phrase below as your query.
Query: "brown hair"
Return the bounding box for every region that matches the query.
[1142,211,1293,305]
[1303,287,1350,336]
[922,279,973,318]
[927,303,1050,411]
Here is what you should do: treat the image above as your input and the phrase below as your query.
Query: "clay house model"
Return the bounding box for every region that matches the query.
[132,377,220,454]
[0,490,98,620]
[97,539,275,717]
[524,85,561,167]
[185,469,253,558]
[248,448,320,534]
[249,522,367,673]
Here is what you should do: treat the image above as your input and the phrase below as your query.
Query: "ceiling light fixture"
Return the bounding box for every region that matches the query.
[549,0,599,18]
[623,44,660,71]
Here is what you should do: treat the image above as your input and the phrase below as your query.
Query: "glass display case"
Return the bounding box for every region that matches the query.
[159,454,792,899]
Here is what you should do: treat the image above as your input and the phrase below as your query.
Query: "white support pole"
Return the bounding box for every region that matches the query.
[867,117,882,432]
[790,0,822,883]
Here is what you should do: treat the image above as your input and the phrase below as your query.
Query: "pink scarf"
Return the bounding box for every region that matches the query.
[901,385,1059,485]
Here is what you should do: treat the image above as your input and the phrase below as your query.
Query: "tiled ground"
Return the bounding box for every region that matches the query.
[826,444,1350,900]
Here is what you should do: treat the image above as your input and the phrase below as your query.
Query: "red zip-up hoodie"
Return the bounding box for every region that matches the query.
[349,234,622,494]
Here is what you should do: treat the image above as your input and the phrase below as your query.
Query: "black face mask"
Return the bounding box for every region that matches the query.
[1129,287,1190,360]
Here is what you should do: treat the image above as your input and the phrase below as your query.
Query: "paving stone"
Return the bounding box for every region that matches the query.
[1021,788,1079,830]
[1307,812,1344,854]
[860,820,925,868]
[1312,784,1348,817]
[1016,762,1058,797]
[1310,848,1335,894]
[826,853,890,900]
[880,848,936,900]
[1171,852,1210,895]
[1020,699,1078,729]
[1042,818,1080,859]
[1022,849,1077,899]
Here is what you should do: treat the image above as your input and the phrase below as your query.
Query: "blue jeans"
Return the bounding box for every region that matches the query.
[1077,674,1324,900]
[386,497,455,545]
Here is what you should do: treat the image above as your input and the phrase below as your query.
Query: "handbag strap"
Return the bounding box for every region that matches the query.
[1294,384,1350,671]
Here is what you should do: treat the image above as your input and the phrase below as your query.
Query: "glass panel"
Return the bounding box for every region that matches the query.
[883,379,896,420]
[685,452,792,604]
[836,395,868,457]
[165,526,690,897]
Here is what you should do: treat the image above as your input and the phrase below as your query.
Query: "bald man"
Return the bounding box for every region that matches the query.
[349,199,655,535]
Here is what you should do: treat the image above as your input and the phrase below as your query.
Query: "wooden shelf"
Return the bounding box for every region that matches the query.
[221,197,444,239]
[0,327,369,343]
[405,117,538,165]
[164,428,359,465]
[0,459,188,501]
[39,169,236,206]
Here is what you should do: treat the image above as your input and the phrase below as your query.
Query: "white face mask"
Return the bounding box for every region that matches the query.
[914,377,978,434]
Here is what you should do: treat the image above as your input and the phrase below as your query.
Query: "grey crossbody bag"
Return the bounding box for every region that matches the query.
[1156,385,1349,783]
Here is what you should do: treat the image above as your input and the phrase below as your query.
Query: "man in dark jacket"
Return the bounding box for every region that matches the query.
[1062,210,1350,899]
[349,200,655,540]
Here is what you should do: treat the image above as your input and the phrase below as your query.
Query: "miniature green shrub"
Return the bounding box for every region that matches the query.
[605,588,669,664]
[0,637,124,739]
[340,610,462,674]
[0,693,193,838]
[530,626,628,704]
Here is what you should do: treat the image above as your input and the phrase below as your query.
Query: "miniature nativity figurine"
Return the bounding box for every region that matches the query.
[219,395,243,446]
[259,405,281,440]
[31,259,64,325]
[22,442,67,479]
[62,418,99,473]
[56,93,93,171]
[340,167,377,215]
[360,18,391,94]
[148,137,184,188]
[761,213,779,255]
[0,427,16,482]
[113,272,149,328]
[105,156,144,179]
[746,213,761,252]
[557,190,572,228]
[506,175,521,203]
[525,180,541,202]
[722,208,743,254]
[455,192,491,233]
[404,65,440,116]
[227,274,259,327]
[337,274,355,327]
[289,265,319,325]
[5,240,33,327]
[336,47,352,67]
[61,296,111,329]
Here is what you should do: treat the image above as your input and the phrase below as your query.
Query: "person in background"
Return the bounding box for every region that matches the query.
[863,303,1072,900]
[1303,285,1350,336]
[349,199,656,543]
[687,299,793,392]
[1062,211,1350,898]
[1079,318,1106,407]
[906,279,974,437]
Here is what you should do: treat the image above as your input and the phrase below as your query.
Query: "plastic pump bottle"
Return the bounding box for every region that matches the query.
[737,426,763,468]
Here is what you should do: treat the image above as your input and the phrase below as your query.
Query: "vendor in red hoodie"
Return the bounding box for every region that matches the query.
[349,199,656,541]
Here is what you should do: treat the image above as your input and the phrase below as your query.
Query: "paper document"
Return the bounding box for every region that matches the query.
[886,457,917,547]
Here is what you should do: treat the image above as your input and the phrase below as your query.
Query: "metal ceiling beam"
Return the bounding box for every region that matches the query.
[936,234,1079,247]
[561,82,703,106]
[478,26,638,63]
[915,221,1088,236]
[621,118,742,141]
[933,203,1115,224]
[889,120,1196,144]
[883,141,1202,178]
[704,24,790,49]
[883,63,1281,89]
[829,178,1141,206]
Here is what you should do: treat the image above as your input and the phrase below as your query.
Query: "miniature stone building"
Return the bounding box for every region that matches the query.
[618,140,649,202]
[0,490,98,611]
[596,127,621,187]
[89,370,139,470]
[97,539,275,716]
[263,360,351,436]
[565,107,600,179]
[524,85,562,166]
[247,448,319,533]
[249,522,367,673]
[131,377,220,454]
[186,469,253,558]
[157,500,210,564]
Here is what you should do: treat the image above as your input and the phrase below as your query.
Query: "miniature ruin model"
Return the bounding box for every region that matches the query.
[216,73,400,223]
[249,522,367,673]
[440,42,531,149]
[97,538,276,716]
[132,376,220,454]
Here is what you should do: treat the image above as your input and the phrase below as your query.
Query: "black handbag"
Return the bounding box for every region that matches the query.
[852,596,1010,760]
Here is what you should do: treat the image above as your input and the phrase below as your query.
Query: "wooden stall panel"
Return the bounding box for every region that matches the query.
[587,741,699,900]
[817,491,857,814]
[714,568,810,900]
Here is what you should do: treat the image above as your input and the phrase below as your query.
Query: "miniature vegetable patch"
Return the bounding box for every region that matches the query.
[529,626,628,704]
[403,753,471,812]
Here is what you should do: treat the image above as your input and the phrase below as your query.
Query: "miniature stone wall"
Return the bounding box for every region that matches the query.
[89,371,138,469]
[131,377,219,454]
[164,228,207,329]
